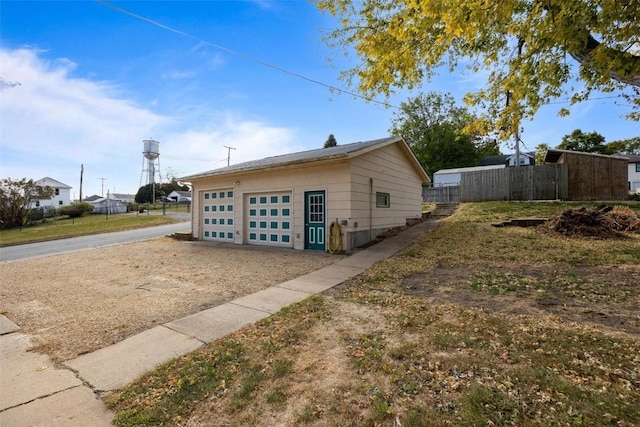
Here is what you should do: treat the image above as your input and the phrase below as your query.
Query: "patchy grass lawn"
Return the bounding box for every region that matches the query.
[106,201,640,426]
[0,213,179,246]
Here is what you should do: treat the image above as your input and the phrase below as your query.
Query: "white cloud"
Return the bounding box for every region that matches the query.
[0,47,300,197]
[162,115,299,177]
[0,48,165,163]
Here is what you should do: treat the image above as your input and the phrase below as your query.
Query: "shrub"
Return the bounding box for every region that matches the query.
[58,202,93,218]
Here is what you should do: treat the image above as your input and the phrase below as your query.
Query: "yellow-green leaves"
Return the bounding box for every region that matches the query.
[313,0,640,141]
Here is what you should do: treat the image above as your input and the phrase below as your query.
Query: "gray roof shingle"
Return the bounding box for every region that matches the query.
[181,136,404,180]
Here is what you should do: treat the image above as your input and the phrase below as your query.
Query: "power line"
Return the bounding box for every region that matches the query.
[94,0,398,109]
[94,0,632,133]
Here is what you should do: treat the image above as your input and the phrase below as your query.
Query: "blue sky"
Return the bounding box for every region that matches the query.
[1,0,639,198]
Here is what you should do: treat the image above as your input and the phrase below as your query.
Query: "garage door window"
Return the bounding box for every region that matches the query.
[202,187,234,242]
[246,191,293,246]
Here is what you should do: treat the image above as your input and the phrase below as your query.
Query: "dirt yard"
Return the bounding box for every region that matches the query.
[394,264,640,337]
[0,238,344,362]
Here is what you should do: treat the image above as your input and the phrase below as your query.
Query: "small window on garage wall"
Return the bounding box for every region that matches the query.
[376,192,390,208]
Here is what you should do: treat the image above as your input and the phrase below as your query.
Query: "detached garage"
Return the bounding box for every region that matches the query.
[181,136,429,252]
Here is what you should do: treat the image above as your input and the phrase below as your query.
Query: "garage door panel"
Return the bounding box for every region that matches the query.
[246,192,292,247]
[202,189,234,241]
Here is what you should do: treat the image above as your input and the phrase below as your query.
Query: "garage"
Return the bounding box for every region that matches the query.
[182,137,429,251]
[201,188,235,242]
[245,191,293,247]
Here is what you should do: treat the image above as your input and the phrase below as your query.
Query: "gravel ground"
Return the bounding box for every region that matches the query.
[0,238,344,362]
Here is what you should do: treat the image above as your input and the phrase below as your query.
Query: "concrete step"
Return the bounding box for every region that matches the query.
[431,202,459,218]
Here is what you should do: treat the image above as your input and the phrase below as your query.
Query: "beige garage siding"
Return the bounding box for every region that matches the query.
[350,142,423,231]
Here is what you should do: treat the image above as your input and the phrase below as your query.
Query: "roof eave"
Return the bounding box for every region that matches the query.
[181,154,351,182]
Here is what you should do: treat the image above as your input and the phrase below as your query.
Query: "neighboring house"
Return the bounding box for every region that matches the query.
[180,136,429,252]
[478,152,535,167]
[112,193,136,203]
[432,165,505,187]
[82,194,102,202]
[89,195,128,214]
[625,154,640,193]
[167,190,191,203]
[32,177,72,209]
[545,149,628,200]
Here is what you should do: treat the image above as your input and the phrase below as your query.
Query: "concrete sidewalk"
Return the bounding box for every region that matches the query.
[0,220,439,426]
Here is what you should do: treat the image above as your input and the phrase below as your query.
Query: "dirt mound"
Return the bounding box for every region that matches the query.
[606,205,640,232]
[539,205,640,239]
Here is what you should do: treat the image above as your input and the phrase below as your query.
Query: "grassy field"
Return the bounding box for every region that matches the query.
[0,213,180,246]
[106,201,640,426]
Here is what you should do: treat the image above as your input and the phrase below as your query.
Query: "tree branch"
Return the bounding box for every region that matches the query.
[569,34,640,87]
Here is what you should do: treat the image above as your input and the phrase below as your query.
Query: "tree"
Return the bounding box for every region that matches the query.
[324,134,338,148]
[0,178,54,228]
[389,92,499,177]
[606,136,640,155]
[556,129,610,154]
[315,0,640,141]
[135,179,189,204]
[535,143,550,166]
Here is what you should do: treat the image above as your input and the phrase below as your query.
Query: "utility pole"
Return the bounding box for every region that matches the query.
[224,145,236,167]
[98,177,107,197]
[505,91,520,168]
[79,164,84,202]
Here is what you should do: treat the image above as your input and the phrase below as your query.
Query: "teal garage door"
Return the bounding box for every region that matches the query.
[201,189,235,242]
[245,192,293,247]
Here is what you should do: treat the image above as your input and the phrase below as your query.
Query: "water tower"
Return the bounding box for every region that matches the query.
[140,139,161,194]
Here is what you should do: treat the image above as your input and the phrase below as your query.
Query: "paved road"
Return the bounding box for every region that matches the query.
[0,221,192,263]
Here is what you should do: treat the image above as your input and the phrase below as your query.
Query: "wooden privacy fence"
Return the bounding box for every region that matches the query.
[459,164,568,202]
[422,185,460,203]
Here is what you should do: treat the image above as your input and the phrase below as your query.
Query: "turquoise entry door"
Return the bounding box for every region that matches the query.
[304,190,326,250]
